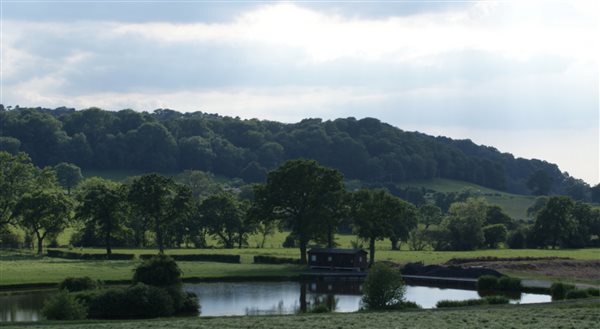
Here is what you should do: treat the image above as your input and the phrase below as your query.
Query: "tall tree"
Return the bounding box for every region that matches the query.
[54,162,83,194]
[14,189,73,254]
[199,193,247,248]
[419,203,442,229]
[76,178,127,256]
[350,189,412,265]
[128,174,192,253]
[532,196,574,249]
[443,197,488,250]
[252,159,345,263]
[0,152,54,230]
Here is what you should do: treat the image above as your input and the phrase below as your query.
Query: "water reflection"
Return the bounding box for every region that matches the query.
[0,290,54,322]
[0,281,552,321]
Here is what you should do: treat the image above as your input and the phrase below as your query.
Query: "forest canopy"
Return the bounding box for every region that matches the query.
[0,106,592,200]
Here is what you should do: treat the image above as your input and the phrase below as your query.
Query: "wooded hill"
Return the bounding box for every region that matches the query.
[0,106,593,200]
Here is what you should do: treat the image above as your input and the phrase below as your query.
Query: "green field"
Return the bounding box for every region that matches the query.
[0,251,302,286]
[2,247,598,287]
[400,178,536,219]
[3,299,598,329]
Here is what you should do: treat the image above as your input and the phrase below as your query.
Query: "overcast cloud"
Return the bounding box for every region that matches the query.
[1,1,598,184]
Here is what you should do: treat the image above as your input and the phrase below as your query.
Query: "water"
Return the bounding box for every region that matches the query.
[0,281,551,321]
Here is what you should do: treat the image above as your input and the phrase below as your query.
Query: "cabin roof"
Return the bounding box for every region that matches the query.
[307,248,367,255]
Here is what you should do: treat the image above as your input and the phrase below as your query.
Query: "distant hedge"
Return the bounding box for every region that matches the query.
[139,254,240,263]
[253,255,303,265]
[436,295,509,308]
[47,250,134,260]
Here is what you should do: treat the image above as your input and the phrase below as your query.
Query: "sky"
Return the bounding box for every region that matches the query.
[1,0,598,185]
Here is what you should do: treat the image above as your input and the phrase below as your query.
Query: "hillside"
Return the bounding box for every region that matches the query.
[0,106,593,201]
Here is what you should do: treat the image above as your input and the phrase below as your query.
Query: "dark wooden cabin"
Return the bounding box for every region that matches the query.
[307,248,368,271]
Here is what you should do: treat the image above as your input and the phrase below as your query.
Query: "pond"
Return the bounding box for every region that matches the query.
[0,281,551,321]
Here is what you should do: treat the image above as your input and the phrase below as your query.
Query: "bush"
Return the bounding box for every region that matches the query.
[496,276,522,291]
[179,291,200,314]
[586,288,599,297]
[133,255,182,286]
[0,231,22,248]
[42,291,88,320]
[46,250,134,260]
[550,282,576,300]
[171,254,240,263]
[484,295,510,305]
[362,263,406,310]
[308,304,330,313]
[253,255,302,265]
[565,289,591,300]
[477,275,499,291]
[59,277,98,292]
[436,299,487,308]
[82,284,175,319]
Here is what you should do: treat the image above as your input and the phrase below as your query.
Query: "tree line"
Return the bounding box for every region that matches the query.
[0,106,595,201]
[2,152,598,264]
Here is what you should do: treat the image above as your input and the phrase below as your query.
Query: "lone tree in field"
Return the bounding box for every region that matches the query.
[15,189,73,254]
[54,162,83,195]
[350,189,417,265]
[252,159,345,264]
[76,178,128,256]
[128,174,194,254]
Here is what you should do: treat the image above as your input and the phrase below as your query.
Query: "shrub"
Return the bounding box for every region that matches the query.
[496,276,522,291]
[309,304,330,313]
[59,277,98,292]
[550,282,576,300]
[436,299,487,308]
[362,263,406,310]
[171,254,240,263]
[0,231,22,248]
[46,250,134,260]
[565,289,591,300]
[253,255,302,265]
[484,295,510,305]
[477,275,499,291]
[42,291,87,320]
[133,255,182,286]
[82,284,175,319]
[586,288,599,297]
[179,291,200,314]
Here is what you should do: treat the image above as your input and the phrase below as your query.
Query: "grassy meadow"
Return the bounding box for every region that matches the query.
[2,299,598,329]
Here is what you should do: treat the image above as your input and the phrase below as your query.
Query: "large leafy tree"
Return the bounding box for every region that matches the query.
[252,159,345,263]
[0,152,55,230]
[128,174,193,253]
[76,178,128,255]
[199,193,253,248]
[532,196,574,249]
[54,162,83,194]
[527,170,553,195]
[442,197,488,251]
[419,203,442,229]
[14,189,73,254]
[350,189,414,265]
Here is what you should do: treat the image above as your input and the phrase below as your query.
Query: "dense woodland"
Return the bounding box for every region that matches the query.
[0,106,595,201]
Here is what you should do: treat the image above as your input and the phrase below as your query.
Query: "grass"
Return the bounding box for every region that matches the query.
[400,178,536,219]
[3,246,598,287]
[0,250,302,286]
[2,298,598,329]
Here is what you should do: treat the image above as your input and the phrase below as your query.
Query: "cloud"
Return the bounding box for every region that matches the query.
[2,1,598,184]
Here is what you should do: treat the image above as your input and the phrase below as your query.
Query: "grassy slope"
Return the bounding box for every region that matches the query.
[400,178,536,219]
[3,299,599,329]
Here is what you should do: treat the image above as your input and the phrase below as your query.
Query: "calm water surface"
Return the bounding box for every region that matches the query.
[0,281,551,321]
